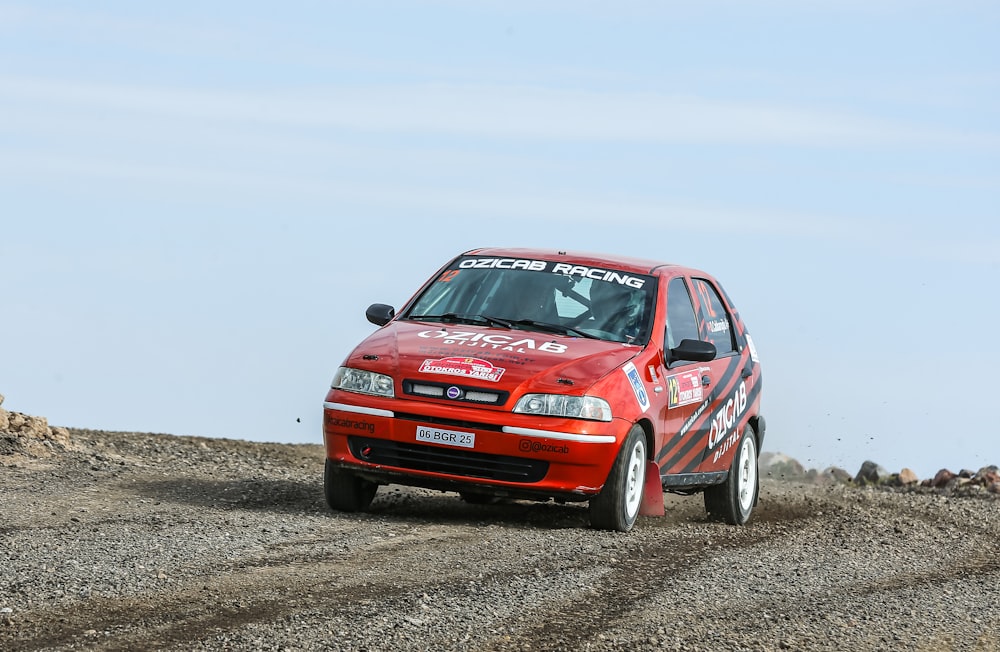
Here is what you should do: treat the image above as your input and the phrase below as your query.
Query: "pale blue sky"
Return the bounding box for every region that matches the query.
[2,1,997,478]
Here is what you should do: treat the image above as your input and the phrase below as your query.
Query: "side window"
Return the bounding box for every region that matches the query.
[692,278,736,355]
[666,277,699,350]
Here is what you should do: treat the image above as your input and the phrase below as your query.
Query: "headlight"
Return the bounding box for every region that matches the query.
[513,394,612,422]
[331,367,395,398]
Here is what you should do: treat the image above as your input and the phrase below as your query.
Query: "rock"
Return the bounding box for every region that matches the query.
[9,412,25,431]
[822,467,853,484]
[49,427,72,447]
[947,477,972,490]
[974,466,1000,485]
[0,392,5,406]
[989,482,1000,495]
[760,452,806,479]
[855,460,891,485]
[959,469,976,479]
[898,468,919,486]
[931,469,955,488]
[0,400,77,462]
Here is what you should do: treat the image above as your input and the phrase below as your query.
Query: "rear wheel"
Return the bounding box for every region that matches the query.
[324,459,378,512]
[589,425,647,532]
[704,424,759,525]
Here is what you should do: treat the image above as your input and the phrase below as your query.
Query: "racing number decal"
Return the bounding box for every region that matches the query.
[666,369,703,409]
[695,281,717,318]
[439,270,460,283]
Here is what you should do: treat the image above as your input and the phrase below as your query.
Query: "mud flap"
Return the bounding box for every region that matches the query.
[639,460,665,517]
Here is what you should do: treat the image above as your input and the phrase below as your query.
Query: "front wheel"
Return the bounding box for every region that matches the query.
[704,424,759,525]
[324,460,378,512]
[589,425,647,532]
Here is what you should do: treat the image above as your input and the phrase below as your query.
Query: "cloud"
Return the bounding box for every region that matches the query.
[5,143,994,266]
[4,76,991,149]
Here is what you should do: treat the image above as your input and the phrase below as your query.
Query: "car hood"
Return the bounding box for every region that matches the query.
[344,320,642,394]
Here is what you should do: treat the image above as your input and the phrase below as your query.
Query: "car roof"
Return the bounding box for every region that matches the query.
[461,247,690,276]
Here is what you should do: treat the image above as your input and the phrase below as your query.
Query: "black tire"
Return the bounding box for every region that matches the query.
[704,424,759,525]
[324,459,378,512]
[589,425,647,533]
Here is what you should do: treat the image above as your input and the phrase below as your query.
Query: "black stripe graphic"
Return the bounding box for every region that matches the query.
[656,350,761,471]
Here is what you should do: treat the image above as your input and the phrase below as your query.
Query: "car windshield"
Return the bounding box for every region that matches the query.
[404,256,657,345]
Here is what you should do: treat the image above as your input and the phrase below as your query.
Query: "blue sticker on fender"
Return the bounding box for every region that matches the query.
[623,362,650,412]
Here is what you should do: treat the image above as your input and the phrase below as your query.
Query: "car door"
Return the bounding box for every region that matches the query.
[689,276,751,472]
[656,275,713,475]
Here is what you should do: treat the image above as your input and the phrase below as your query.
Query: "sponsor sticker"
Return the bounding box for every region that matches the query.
[418,356,506,382]
[324,414,376,434]
[519,439,570,454]
[418,330,568,354]
[457,258,647,288]
[707,318,730,333]
[666,370,704,409]
[745,333,759,363]
[623,361,650,412]
[416,426,475,449]
[708,380,748,452]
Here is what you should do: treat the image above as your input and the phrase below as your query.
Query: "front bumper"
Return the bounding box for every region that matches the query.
[322,397,626,497]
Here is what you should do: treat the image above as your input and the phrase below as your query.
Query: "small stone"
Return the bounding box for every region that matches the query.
[898,468,919,485]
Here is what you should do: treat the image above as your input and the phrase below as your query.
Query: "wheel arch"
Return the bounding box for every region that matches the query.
[634,416,656,460]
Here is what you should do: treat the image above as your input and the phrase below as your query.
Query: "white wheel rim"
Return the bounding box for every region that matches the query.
[736,435,757,513]
[624,439,646,519]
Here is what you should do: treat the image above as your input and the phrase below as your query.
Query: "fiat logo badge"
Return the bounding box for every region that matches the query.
[446,386,462,399]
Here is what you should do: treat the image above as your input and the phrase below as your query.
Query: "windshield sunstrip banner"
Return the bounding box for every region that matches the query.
[456,257,651,289]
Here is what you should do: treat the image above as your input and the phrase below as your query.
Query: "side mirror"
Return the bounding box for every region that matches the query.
[667,339,717,364]
[366,303,395,326]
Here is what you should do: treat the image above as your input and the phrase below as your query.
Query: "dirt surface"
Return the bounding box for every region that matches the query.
[2,428,999,651]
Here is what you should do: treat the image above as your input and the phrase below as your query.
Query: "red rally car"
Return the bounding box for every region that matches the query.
[322,248,764,532]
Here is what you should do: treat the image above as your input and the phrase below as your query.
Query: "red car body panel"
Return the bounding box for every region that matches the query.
[323,247,763,502]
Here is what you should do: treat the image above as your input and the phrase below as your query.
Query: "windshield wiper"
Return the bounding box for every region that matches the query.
[410,313,599,339]
[511,319,600,340]
[409,313,514,329]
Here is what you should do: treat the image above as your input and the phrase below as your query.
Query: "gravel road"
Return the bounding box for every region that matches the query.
[2,428,998,651]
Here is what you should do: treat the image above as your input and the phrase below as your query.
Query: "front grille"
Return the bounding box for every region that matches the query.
[348,436,548,483]
[402,379,508,406]
[395,412,504,432]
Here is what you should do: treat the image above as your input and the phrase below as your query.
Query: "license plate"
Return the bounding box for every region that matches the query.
[415,426,475,449]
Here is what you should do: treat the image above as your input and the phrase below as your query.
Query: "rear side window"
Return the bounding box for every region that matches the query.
[665,277,699,350]
[692,278,736,355]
